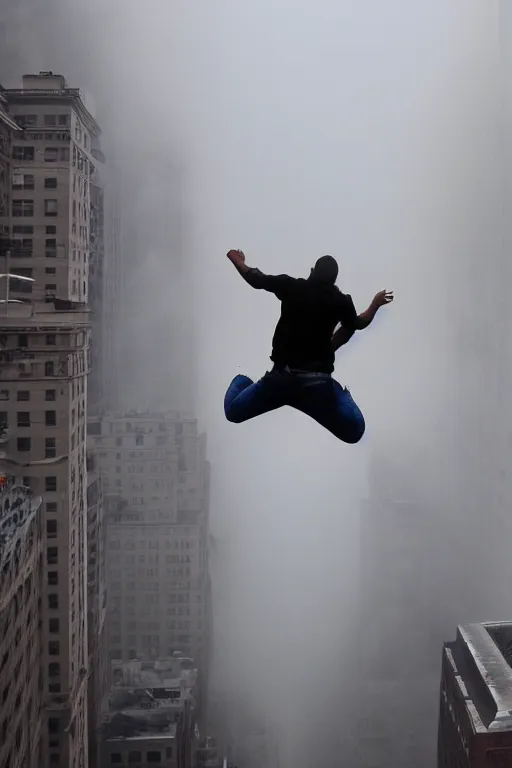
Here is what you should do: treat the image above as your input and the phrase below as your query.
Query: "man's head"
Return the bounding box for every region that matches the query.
[309,255,339,285]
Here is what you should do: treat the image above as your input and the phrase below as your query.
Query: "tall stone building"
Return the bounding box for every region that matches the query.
[0,71,104,768]
[88,411,212,680]
[0,474,44,768]
[0,302,90,767]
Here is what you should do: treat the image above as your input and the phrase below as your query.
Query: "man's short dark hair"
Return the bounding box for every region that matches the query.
[311,255,338,284]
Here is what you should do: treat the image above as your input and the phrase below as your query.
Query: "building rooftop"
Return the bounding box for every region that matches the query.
[103,657,197,741]
[111,657,197,690]
[4,72,100,136]
[445,622,512,733]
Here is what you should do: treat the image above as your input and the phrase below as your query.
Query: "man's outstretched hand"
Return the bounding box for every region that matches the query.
[227,249,245,267]
[373,289,394,308]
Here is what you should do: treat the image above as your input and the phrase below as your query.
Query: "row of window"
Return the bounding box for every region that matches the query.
[12,224,56,235]
[13,174,58,191]
[15,114,69,128]
[8,410,58,426]
[10,238,63,259]
[12,199,59,217]
[13,145,70,163]
[110,750,172,764]
[0,388,56,401]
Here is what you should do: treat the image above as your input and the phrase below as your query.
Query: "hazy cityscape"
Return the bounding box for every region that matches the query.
[2,2,512,768]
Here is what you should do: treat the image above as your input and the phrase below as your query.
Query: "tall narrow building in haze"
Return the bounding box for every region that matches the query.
[349,451,453,767]
[88,411,212,691]
[0,72,104,768]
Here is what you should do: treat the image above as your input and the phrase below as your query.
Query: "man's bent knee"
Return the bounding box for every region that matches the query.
[224,403,246,424]
[342,415,365,444]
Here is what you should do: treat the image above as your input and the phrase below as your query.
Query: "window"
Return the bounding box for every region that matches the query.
[45,438,56,459]
[12,173,34,190]
[136,435,144,446]
[0,390,8,401]
[18,334,28,348]
[45,410,57,426]
[45,284,57,293]
[12,200,34,217]
[45,476,57,492]
[58,114,68,126]
[44,199,58,217]
[44,147,59,163]
[49,618,59,634]
[13,225,33,236]
[17,437,31,452]
[48,572,58,586]
[60,147,69,162]
[110,755,122,765]
[17,391,29,401]
[46,334,56,345]
[12,146,34,161]
[17,412,30,427]
[48,717,59,733]
[46,519,57,538]
[147,752,162,763]
[48,594,58,609]
[11,236,32,256]
[48,683,61,693]
[128,752,142,764]
[44,115,57,127]
[48,641,59,655]
[45,238,57,258]
[45,267,56,275]
[14,114,37,127]
[44,177,58,189]
[45,389,56,401]
[45,362,55,376]
[10,268,33,294]
[47,547,58,565]
[46,225,57,235]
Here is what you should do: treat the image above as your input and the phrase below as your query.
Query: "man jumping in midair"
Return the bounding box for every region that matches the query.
[224,249,393,444]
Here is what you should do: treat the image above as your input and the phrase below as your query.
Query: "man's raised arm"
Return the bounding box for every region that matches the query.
[226,249,292,294]
[332,289,394,352]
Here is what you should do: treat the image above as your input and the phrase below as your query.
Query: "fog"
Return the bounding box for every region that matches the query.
[2,0,512,765]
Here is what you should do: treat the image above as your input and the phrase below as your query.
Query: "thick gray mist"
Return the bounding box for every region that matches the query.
[3,1,512,766]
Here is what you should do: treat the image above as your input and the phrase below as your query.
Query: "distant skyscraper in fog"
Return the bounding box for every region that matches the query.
[88,411,212,681]
[438,622,512,767]
[349,453,449,768]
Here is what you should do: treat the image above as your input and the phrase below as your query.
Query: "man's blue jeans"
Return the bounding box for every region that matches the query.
[224,367,365,444]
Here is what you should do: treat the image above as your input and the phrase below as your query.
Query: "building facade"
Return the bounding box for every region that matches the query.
[0,301,90,767]
[438,622,512,767]
[88,411,211,672]
[0,71,110,768]
[0,475,44,768]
